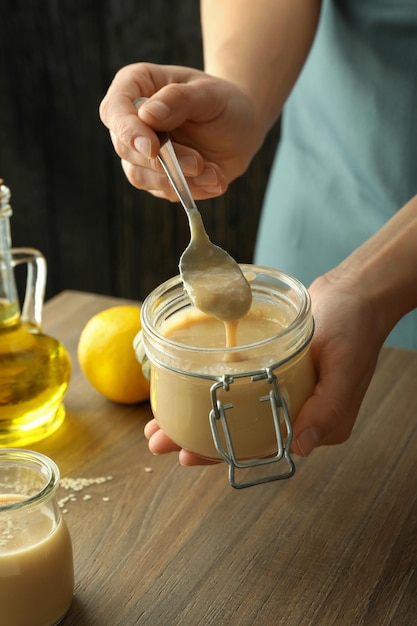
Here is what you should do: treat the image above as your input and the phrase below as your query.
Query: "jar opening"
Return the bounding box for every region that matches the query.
[140,265,314,375]
[0,448,59,511]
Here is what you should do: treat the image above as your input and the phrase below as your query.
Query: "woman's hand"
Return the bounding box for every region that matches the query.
[290,271,384,456]
[99,63,264,201]
[293,193,417,454]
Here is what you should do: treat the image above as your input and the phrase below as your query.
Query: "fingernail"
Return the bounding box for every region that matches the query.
[194,167,218,186]
[296,427,321,456]
[179,155,199,176]
[134,136,151,158]
[202,185,223,195]
[142,101,170,121]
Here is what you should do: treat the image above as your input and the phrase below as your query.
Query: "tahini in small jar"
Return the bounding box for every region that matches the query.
[0,449,74,626]
[137,265,316,488]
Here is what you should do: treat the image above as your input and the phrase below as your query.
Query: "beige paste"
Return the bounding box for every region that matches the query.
[150,305,316,460]
[0,494,74,626]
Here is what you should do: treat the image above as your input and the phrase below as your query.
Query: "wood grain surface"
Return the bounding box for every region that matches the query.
[32,291,417,626]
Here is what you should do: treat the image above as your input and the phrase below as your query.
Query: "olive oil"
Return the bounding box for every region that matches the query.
[0,312,71,446]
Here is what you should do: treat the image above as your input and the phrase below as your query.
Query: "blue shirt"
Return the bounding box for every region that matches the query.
[255,0,417,348]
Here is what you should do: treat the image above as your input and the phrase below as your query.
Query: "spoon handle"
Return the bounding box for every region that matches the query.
[133,98,197,214]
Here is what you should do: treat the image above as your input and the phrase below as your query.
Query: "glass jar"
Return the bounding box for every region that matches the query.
[0,449,74,625]
[137,265,316,488]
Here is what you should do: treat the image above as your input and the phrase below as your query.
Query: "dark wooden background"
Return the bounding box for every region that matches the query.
[0,0,279,303]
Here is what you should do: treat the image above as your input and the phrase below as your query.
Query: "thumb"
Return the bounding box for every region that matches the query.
[137,79,228,131]
[291,390,350,457]
[291,348,377,457]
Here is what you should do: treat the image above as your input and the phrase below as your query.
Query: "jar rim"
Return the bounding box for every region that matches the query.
[140,264,313,355]
[0,448,60,511]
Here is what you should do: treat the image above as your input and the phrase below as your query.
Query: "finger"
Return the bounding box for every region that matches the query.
[144,419,160,440]
[100,86,163,157]
[120,159,177,198]
[147,427,182,455]
[111,129,207,178]
[121,159,227,200]
[178,449,220,466]
[144,420,219,465]
[102,97,161,156]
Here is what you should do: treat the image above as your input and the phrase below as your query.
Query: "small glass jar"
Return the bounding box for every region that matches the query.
[137,265,316,488]
[0,449,74,626]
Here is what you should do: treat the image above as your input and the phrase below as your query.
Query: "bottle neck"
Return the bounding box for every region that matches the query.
[0,201,20,327]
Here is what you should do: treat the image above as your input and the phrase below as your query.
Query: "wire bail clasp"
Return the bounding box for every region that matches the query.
[209,367,296,489]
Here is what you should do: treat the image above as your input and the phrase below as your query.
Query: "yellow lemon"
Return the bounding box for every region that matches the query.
[77,305,150,404]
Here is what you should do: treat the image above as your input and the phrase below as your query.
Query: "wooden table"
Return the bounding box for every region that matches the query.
[34,291,417,626]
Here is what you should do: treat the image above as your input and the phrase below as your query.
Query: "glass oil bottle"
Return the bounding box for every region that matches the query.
[0,180,71,446]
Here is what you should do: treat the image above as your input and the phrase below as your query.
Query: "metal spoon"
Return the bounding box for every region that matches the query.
[134,98,252,322]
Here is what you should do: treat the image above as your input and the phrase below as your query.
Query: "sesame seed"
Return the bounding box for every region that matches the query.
[57,476,114,512]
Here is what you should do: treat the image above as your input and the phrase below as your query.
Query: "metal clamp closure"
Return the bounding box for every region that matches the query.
[209,367,295,489]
